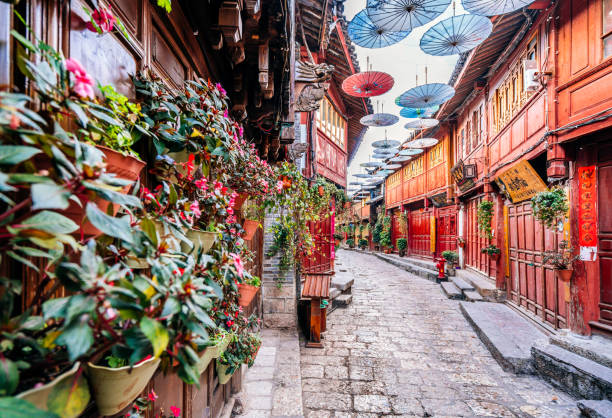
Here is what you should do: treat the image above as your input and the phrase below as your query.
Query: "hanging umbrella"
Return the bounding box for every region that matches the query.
[405,137,439,148]
[360,113,399,127]
[343,71,394,98]
[362,185,377,190]
[361,161,385,168]
[371,154,390,159]
[383,163,403,169]
[377,169,395,175]
[354,173,374,178]
[348,10,411,49]
[399,148,424,156]
[404,118,440,129]
[390,155,412,162]
[420,14,493,56]
[372,139,401,148]
[399,106,439,118]
[462,0,535,16]
[349,182,363,186]
[367,0,451,32]
[396,83,455,108]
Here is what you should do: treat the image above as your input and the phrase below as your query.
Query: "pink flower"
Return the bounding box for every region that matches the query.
[148,389,158,402]
[224,109,229,118]
[170,406,181,417]
[195,178,208,191]
[103,308,118,321]
[215,83,227,96]
[227,206,234,215]
[214,181,223,192]
[86,7,116,33]
[65,58,95,99]
[276,181,284,193]
[231,253,244,278]
[190,201,201,218]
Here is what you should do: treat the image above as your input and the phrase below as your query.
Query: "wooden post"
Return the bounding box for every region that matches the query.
[306,298,323,348]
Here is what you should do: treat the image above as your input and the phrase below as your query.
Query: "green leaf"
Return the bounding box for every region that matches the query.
[47,365,90,418]
[42,296,70,320]
[7,251,40,273]
[8,173,54,184]
[85,203,134,244]
[0,358,19,396]
[65,100,88,126]
[0,397,59,418]
[17,211,78,234]
[157,0,172,13]
[82,182,141,208]
[140,317,169,358]
[140,217,158,247]
[0,145,41,165]
[160,297,180,317]
[55,318,94,361]
[0,173,16,193]
[31,183,71,210]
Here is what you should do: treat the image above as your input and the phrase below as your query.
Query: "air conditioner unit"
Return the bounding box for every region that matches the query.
[523,59,539,91]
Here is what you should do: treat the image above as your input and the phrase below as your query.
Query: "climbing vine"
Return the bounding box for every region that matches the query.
[477,200,494,240]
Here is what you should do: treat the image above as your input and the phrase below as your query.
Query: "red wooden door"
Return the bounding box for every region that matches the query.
[466,196,493,278]
[409,210,431,258]
[391,211,401,249]
[303,211,334,274]
[436,206,457,256]
[507,202,566,329]
[598,149,612,326]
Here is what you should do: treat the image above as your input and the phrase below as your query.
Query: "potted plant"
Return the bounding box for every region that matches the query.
[196,330,233,375]
[359,238,368,250]
[241,200,263,241]
[543,240,579,282]
[532,188,569,230]
[216,332,261,384]
[457,237,466,248]
[397,238,407,257]
[442,250,459,276]
[238,275,261,308]
[482,244,501,260]
[346,238,355,249]
[380,216,392,253]
[333,232,343,247]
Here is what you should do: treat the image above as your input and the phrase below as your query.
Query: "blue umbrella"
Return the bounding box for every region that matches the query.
[348,10,411,49]
[420,14,493,56]
[399,106,439,118]
[396,83,455,108]
[360,113,400,127]
[462,0,535,16]
[367,0,451,32]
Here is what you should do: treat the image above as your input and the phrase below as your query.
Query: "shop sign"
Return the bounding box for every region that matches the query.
[429,192,449,208]
[451,160,476,193]
[578,166,597,261]
[430,215,436,253]
[496,160,547,203]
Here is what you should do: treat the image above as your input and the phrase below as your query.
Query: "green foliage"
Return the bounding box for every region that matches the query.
[531,188,568,229]
[477,200,494,239]
[396,238,407,251]
[481,244,500,256]
[333,232,344,241]
[441,250,458,263]
[542,240,578,270]
[346,238,355,248]
[379,216,392,248]
[372,217,383,244]
[157,0,172,13]
[358,239,368,249]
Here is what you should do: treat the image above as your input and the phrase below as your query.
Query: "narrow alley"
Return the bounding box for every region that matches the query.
[241,249,579,417]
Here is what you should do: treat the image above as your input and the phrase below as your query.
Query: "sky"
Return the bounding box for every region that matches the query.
[343,1,465,191]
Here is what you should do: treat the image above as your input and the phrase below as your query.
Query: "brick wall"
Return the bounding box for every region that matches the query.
[262,211,297,328]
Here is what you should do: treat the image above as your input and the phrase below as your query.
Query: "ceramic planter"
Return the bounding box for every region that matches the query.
[197,333,232,374]
[232,193,248,211]
[216,361,235,385]
[17,362,87,418]
[65,146,145,236]
[556,269,573,282]
[238,283,259,307]
[86,356,160,416]
[183,229,217,253]
[242,219,260,241]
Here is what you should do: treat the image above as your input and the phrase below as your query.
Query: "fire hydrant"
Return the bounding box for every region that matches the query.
[435,257,446,280]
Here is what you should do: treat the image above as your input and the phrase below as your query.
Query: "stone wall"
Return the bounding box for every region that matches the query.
[262,211,297,328]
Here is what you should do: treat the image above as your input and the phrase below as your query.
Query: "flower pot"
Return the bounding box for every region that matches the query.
[398,249,406,257]
[196,346,216,375]
[458,241,465,248]
[556,269,573,282]
[318,185,325,196]
[182,229,217,253]
[17,362,87,417]
[238,283,259,308]
[86,356,160,416]
[242,219,260,241]
[445,262,456,276]
[126,220,179,268]
[232,193,248,211]
[489,252,500,261]
[65,146,145,237]
[216,361,235,385]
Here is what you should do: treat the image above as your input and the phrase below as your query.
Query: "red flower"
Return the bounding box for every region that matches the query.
[170,406,181,417]
[148,389,158,402]
[86,7,117,33]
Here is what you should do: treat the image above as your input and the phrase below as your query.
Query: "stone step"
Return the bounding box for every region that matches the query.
[451,277,475,292]
[331,276,354,292]
[532,343,612,400]
[577,400,612,417]
[460,302,547,374]
[374,253,441,283]
[463,290,484,302]
[329,287,341,300]
[441,282,463,300]
[550,334,612,369]
[332,294,352,309]
[456,269,504,302]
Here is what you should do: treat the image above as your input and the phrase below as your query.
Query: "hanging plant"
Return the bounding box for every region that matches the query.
[531,188,568,229]
[477,200,494,240]
[379,216,392,249]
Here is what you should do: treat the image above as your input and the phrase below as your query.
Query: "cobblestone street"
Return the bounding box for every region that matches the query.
[298,249,579,417]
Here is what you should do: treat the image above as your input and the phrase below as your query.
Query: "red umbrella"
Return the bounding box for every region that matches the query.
[342,71,394,98]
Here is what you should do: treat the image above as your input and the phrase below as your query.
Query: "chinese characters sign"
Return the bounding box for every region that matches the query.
[578,166,597,247]
[451,160,476,193]
[496,160,547,203]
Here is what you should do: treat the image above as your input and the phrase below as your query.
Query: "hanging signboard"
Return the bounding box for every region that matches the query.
[578,166,597,261]
[495,160,547,203]
[451,160,476,193]
[430,215,436,253]
[429,192,449,208]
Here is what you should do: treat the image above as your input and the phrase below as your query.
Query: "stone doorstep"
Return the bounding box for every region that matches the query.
[460,301,548,374]
[373,253,440,283]
[441,282,463,300]
[550,334,612,369]
[463,290,484,302]
[331,276,354,292]
[451,276,475,291]
[332,293,352,310]
[577,400,612,418]
[456,268,503,302]
[531,343,612,400]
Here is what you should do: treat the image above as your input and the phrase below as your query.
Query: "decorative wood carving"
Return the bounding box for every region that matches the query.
[218,1,243,44]
[294,60,334,112]
[262,71,274,99]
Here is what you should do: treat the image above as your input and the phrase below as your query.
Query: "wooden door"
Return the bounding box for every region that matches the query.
[302,209,334,274]
[507,202,566,328]
[436,206,457,256]
[598,148,612,326]
[391,211,401,249]
[409,210,431,258]
[465,196,493,278]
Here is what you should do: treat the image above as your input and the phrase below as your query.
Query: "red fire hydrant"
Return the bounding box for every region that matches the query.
[435,257,446,280]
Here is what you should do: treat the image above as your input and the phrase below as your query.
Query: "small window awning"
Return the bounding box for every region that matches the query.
[301,274,331,298]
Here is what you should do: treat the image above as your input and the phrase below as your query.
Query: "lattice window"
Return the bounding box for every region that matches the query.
[429,141,444,166]
[315,97,346,148]
[603,0,612,57]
